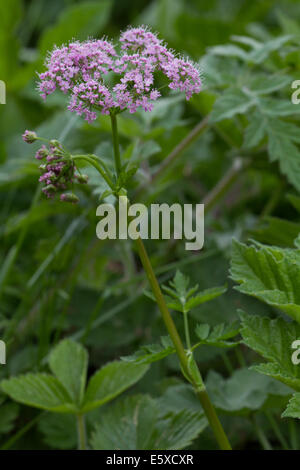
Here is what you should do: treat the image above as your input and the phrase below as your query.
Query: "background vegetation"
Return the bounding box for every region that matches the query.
[2,0,300,450]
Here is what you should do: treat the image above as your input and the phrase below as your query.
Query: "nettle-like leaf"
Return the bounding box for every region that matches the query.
[230,239,300,323]
[282,393,300,419]
[194,321,240,349]
[81,361,149,413]
[146,270,226,313]
[206,368,292,415]
[121,336,175,365]
[90,394,206,450]
[240,313,300,391]
[1,339,149,414]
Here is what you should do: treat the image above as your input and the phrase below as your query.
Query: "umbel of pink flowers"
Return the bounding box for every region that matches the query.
[38,26,202,122]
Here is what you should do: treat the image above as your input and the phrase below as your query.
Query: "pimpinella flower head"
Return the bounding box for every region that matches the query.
[27,138,89,201]
[37,26,202,121]
[23,130,38,144]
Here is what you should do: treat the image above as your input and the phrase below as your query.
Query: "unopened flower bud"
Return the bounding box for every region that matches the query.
[76,174,89,184]
[22,130,37,144]
[49,139,61,149]
[35,145,49,160]
[60,193,79,204]
[43,184,57,193]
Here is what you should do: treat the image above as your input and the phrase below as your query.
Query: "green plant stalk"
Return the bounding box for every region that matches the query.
[110,112,122,176]
[252,415,272,450]
[72,155,114,190]
[135,237,231,450]
[77,414,87,450]
[108,114,231,450]
[265,411,289,450]
[183,310,191,350]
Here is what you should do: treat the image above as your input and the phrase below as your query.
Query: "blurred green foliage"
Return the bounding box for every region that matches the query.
[2,0,300,450]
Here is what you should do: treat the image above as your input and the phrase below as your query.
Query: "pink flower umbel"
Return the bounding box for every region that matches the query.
[37,26,201,121]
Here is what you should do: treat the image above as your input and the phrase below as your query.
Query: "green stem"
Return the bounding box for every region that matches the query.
[135,237,188,369]
[72,155,114,190]
[105,113,232,451]
[135,237,231,450]
[252,415,272,450]
[202,157,249,212]
[289,419,298,450]
[76,414,87,450]
[196,388,232,450]
[183,310,191,350]
[135,116,209,198]
[110,113,122,176]
[265,411,289,450]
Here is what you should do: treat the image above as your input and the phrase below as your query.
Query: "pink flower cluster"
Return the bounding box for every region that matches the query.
[32,139,87,202]
[38,26,201,122]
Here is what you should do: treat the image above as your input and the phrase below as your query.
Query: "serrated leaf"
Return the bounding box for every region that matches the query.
[243,111,267,148]
[210,88,255,122]
[206,368,292,414]
[248,35,292,64]
[185,286,226,311]
[121,337,175,365]
[1,374,75,412]
[49,339,88,406]
[240,313,300,391]
[90,394,206,450]
[267,132,300,191]
[81,361,148,413]
[230,239,300,322]
[248,75,291,95]
[194,321,240,349]
[282,393,300,418]
[38,413,77,449]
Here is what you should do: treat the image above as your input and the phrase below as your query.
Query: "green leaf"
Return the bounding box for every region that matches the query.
[121,336,175,365]
[243,111,267,148]
[38,414,77,449]
[282,393,300,419]
[208,44,250,61]
[206,368,292,414]
[90,395,206,450]
[248,35,292,64]
[1,374,75,412]
[252,216,300,248]
[81,361,149,413]
[230,239,300,323]
[210,88,255,122]
[260,98,300,117]
[0,403,19,434]
[267,131,300,191]
[39,1,111,54]
[185,286,227,311]
[194,321,240,349]
[240,313,300,391]
[247,75,291,95]
[209,36,292,65]
[49,339,88,406]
